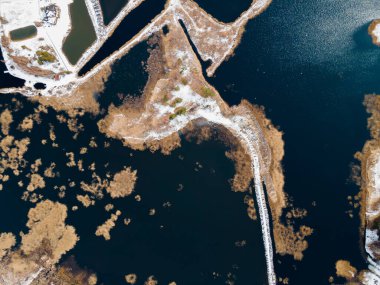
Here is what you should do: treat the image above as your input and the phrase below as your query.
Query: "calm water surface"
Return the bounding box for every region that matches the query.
[0,50,25,88]
[1,0,380,284]
[62,0,97,65]
[208,0,380,284]
[194,0,252,23]
[79,0,166,76]
[99,0,128,25]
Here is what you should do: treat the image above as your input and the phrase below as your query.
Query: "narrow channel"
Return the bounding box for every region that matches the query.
[79,0,167,76]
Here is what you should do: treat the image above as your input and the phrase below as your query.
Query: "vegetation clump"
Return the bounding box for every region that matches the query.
[181,78,188,85]
[36,50,56,64]
[162,94,169,104]
[170,98,183,107]
[200,86,215,98]
[169,107,187,120]
[106,167,137,198]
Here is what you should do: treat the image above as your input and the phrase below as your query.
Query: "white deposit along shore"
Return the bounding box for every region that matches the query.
[364,152,380,285]
[0,0,277,284]
[0,0,76,86]
[369,19,380,47]
[0,0,271,95]
[116,85,277,285]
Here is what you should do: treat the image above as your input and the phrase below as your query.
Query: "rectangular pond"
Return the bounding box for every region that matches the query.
[9,25,37,41]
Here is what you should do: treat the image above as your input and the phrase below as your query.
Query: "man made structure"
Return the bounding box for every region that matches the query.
[0,0,271,92]
[0,1,280,284]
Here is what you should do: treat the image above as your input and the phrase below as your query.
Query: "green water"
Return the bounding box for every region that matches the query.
[62,0,96,65]
[9,25,37,41]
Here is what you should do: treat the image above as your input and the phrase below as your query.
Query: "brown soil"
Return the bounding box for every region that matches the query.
[10,55,54,78]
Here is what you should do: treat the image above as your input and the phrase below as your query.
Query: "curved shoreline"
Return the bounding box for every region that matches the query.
[98,21,283,284]
[0,0,272,94]
[0,1,280,284]
[108,101,278,285]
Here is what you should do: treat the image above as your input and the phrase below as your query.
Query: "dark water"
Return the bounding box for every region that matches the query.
[97,41,150,109]
[1,0,380,284]
[194,0,252,23]
[0,50,25,88]
[76,41,268,284]
[0,89,267,285]
[68,139,267,285]
[9,25,37,41]
[79,0,166,76]
[99,0,128,25]
[206,0,380,284]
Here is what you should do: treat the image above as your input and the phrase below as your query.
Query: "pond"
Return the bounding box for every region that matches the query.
[9,25,37,41]
[62,0,97,65]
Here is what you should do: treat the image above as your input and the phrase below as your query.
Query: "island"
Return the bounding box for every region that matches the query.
[0,0,313,284]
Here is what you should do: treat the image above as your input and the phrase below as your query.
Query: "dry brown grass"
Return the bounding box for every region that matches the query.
[106,167,137,198]
[21,200,78,263]
[336,260,357,280]
[0,109,13,135]
[369,20,380,47]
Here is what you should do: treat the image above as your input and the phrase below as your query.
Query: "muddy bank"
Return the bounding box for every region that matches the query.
[34,66,112,116]
[98,18,311,268]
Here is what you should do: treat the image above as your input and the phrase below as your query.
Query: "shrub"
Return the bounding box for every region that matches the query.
[169,107,187,120]
[170,98,183,107]
[162,94,169,104]
[201,86,215,98]
[36,50,56,64]
[181,78,188,85]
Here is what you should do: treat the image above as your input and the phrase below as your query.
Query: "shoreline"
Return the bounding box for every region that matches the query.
[0,0,285,284]
[369,19,380,47]
[356,94,380,284]
[0,0,272,95]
